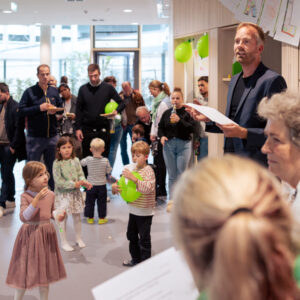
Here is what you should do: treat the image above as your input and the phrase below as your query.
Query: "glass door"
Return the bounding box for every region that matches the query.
[95,51,139,92]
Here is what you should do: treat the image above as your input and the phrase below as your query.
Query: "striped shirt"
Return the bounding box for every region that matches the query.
[80,156,112,186]
[128,165,156,216]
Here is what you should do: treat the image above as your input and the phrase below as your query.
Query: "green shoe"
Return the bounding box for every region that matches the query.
[87,218,94,224]
[98,218,108,225]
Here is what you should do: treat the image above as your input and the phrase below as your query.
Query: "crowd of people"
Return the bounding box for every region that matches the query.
[2,20,300,300]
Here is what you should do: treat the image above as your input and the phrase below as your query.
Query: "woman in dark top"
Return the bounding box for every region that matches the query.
[158,87,195,197]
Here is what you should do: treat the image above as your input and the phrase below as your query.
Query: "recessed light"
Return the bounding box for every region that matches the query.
[123,9,132,13]
[131,22,138,25]
[3,10,12,14]
[11,2,18,12]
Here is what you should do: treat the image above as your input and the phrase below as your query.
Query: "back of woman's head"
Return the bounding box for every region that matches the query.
[172,155,298,300]
[148,80,170,96]
[23,161,47,190]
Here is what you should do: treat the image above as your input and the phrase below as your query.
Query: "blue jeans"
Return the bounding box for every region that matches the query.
[163,138,192,196]
[108,124,123,169]
[0,145,17,208]
[26,135,59,190]
[120,125,133,165]
[197,137,208,160]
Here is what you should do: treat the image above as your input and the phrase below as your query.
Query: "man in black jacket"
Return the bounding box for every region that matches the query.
[0,83,26,217]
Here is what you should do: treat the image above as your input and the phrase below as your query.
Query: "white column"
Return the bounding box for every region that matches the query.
[40,25,51,66]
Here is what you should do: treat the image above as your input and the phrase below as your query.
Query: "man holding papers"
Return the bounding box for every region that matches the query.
[189,22,286,165]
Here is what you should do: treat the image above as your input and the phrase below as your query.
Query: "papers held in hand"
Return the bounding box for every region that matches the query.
[186,103,237,125]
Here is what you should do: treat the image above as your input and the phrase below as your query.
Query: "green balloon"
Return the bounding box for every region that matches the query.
[118,172,143,202]
[294,255,300,287]
[232,61,242,76]
[197,34,209,58]
[104,101,118,114]
[175,41,192,63]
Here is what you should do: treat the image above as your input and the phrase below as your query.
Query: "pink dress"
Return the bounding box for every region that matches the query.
[6,191,66,289]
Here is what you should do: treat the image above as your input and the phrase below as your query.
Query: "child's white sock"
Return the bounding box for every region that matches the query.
[73,213,86,248]
[58,218,74,252]
[39,286,49,300]
[14,288,25,300]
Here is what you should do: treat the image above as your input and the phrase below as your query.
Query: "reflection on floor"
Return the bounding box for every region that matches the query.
[0,145,173,300]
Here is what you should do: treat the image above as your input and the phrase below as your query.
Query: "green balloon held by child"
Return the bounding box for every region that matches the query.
[118,172,143,202]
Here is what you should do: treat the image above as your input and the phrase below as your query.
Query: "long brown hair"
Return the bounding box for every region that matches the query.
[173,155,300,300]
[148,80,170,96]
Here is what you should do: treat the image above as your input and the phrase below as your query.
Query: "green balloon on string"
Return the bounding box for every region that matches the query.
[294,254,300,287]
[118,172,143,202]
[104,101,118,114]
[197,34,209,58]
[175,41,193,63]
[232,61,242,76]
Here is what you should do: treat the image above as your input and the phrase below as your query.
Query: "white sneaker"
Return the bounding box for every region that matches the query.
[61,242,74,252]
[0,206,4,218]
[5,201,16,208]
[76,239,86,248]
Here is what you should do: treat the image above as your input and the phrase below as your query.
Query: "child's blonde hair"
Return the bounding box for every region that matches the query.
[23,161,49,191]
[173,155,299,300]
[131,141,150,156]
[90,138,105,150]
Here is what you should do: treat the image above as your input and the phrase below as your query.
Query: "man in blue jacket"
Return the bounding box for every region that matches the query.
[0,83,26,217]
[19,64,63,189]
[190,22,287,166]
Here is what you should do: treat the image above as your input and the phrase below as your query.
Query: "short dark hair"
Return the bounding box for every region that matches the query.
[37,64,50,74]
[198,76,208,83]
[103,76,117,84]
[0,82,9,93]
[60,75,68,84]
[132,124,145,137]
[88,63,100,74]
[58,83,70,93]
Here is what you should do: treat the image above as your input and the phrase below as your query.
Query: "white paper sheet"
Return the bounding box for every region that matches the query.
[92,247,199,300]
[274,0,300,47]
[186,103,237,125]
[235,0,264,24]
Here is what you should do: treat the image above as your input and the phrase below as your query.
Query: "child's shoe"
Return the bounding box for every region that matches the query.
[98,218,108,225]
[87,218,94,224]
[123,259,137,267]
[61,242,74,252]
[76,239,86,248]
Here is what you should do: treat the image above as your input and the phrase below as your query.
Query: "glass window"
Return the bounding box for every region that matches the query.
[0,25,40,100]
[0,34,3,41]
[51,25,90,95]
[94,25,138,48]
[141,24,170,107]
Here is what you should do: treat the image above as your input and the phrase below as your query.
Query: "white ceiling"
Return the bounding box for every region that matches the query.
[0,0,170,25]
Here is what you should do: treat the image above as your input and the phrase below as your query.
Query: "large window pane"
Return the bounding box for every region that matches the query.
[51,25,90,96]
[94,25,138,48]
[0,25,40,100]
[141,24,170,107]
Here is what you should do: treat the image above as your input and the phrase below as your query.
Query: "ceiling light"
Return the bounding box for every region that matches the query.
[131,22,138,25]
[35,23,42,26]
[123,9,132,13]
[11,2,18,12]
[3,10,12,14]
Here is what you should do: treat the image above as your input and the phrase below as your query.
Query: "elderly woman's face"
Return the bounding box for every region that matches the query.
[262,119,300,187]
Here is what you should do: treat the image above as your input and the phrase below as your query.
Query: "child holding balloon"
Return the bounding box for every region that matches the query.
[112,141,156,267]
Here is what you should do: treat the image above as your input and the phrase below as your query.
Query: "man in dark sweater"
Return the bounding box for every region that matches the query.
[19,64,63,190]
[75,64,125,159]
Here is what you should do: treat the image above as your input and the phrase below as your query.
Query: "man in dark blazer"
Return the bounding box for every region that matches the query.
[0,83,26,217]
[191,22,287,165]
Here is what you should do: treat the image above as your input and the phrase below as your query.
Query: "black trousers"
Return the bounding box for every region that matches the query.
[153,141,167,197]
[84,185,107,218]
[126,213,153,264]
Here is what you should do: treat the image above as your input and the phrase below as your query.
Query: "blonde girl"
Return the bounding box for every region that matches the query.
[173,155,300,300]
[6,161,66,300]
[53,136,92,252]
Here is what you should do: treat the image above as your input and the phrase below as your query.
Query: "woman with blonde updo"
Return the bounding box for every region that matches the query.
[173,155,300,300]
[148,80,172,199]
